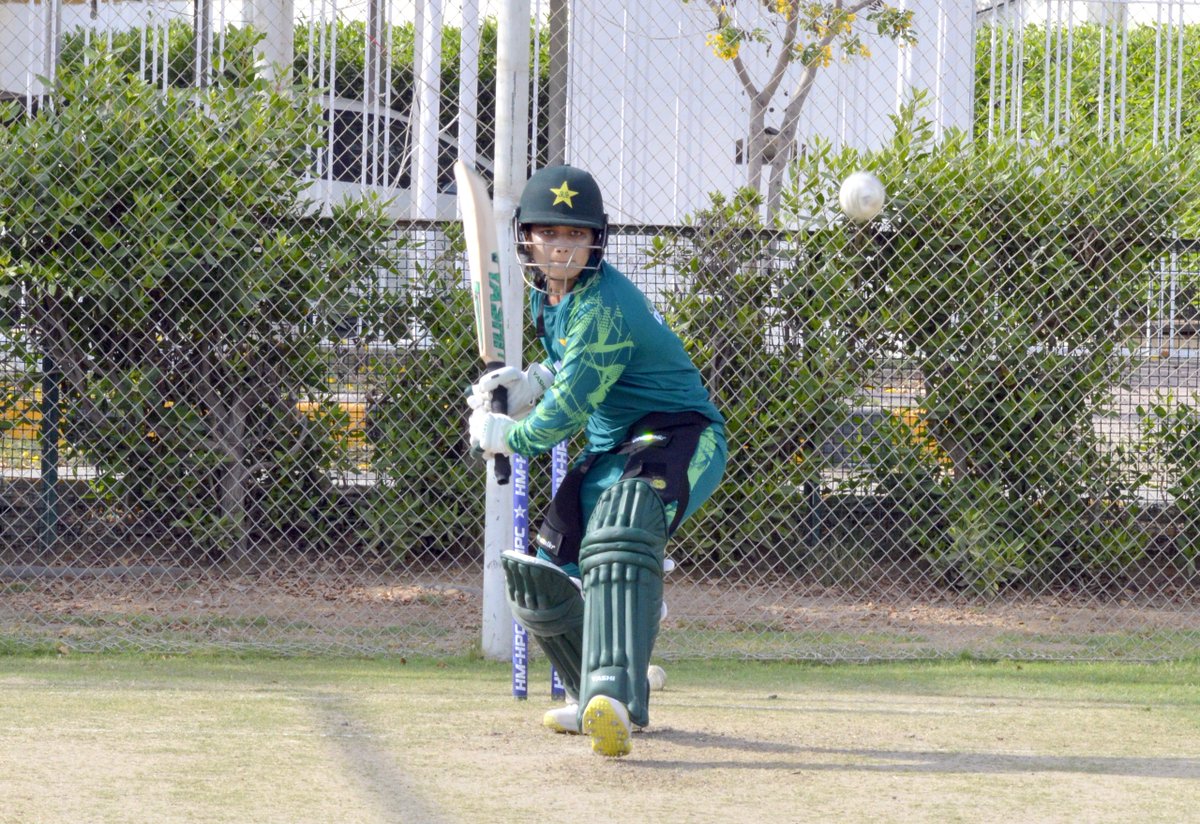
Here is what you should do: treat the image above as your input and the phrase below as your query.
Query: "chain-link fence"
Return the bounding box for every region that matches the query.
[1,0,1198,661]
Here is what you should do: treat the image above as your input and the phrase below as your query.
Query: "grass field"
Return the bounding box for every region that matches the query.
[1,654,1198,823]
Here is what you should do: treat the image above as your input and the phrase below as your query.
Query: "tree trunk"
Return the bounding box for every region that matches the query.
[765,151,793,218]
[199,341,251,565]
[545,0,569,165]
[744,101,768,193]
[923,369,971,483]
[218,385,251,564]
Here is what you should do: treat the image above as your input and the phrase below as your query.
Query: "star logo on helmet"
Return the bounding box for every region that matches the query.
[550,181,578,207]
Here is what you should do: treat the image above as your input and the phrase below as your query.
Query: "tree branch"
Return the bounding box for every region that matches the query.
[759,0,801,107]
[705,0,760,98]
[779,6,869,145]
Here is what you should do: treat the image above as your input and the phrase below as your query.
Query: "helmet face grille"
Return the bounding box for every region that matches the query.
[516,165,607,231]
[513,224,608,293]
[514,165,609,291]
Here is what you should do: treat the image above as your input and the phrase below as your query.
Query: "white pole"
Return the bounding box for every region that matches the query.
[987,2,997,140]
[383,0,393,189]
[246,0,294,87]
[1120,0,1129,141]
[530,0,542,170]
[218,0,227,79]
[139,3,147,82]
[1176,0,1184,142]
[42,0,61,88]
[150,4,158,87]
[361,0,374,188]
[1097,2,1108,140]
[195,0,213,89]
[1153,0,1162,145]
[1053,0,1063,139]
[326,0,337,202]
[413,0,424,198]
[481,0,530,661]
[1042,0,1052,136]
[1162,0,1172,146]
[1013,0,1023,140]
[934,0,947,140]
[998,2,1008,136]
[1065,3,1074,131]
[303,0,317,180]
[458,0,480,169]
[415,0,443,218]
[967,0,980,143]
[161,5,169,91]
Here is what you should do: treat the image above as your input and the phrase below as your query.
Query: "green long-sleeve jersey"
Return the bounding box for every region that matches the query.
[507,261,723,457]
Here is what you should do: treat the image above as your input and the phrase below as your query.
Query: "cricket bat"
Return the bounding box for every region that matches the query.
[454,159,511,485]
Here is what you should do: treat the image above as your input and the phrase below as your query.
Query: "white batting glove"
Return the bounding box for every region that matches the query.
[468,362,555,420]
[468,407,517,457]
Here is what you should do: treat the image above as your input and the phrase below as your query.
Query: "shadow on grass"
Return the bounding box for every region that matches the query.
[639,729,1200,778]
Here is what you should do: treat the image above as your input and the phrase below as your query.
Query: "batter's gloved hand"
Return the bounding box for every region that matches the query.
[469,407,517,457]
[468,362,554,421]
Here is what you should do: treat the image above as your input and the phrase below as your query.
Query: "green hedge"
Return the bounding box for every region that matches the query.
[0,56,396,560]
[975,21,1200,142]
[60,19,554,170]
[658,92,1199,590]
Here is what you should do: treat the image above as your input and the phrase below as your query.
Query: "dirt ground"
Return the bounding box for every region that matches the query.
[3,555,1198,660]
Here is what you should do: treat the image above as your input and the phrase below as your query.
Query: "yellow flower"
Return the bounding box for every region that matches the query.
[705,31,740,60]
[774,0,793,18]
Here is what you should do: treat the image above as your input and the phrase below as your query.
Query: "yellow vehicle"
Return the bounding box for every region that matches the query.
[2,388,370,460]
[808,405,949,477]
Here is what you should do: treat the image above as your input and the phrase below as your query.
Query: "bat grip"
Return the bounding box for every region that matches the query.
[491,384,511,485]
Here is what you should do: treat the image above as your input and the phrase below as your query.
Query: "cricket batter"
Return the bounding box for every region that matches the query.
[468,165,726,757]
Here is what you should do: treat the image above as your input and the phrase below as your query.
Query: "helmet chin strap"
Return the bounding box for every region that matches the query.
[520,262,590,296]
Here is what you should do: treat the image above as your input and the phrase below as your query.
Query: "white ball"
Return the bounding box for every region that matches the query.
[647,664,667,691]
[839,171,886,223]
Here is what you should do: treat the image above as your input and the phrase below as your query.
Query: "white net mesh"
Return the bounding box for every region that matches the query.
[0,0,1197,661]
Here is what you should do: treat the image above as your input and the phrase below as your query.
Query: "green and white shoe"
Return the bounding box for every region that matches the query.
[581,695,632,758]
[542,702,580,734]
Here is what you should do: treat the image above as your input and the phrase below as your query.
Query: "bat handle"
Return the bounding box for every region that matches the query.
[491,384,511,485]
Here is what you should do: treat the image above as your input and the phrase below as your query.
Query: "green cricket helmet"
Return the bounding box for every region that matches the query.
[513,165,609,288]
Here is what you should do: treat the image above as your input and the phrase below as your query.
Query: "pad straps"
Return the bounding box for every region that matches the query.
[535,411,711,567]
